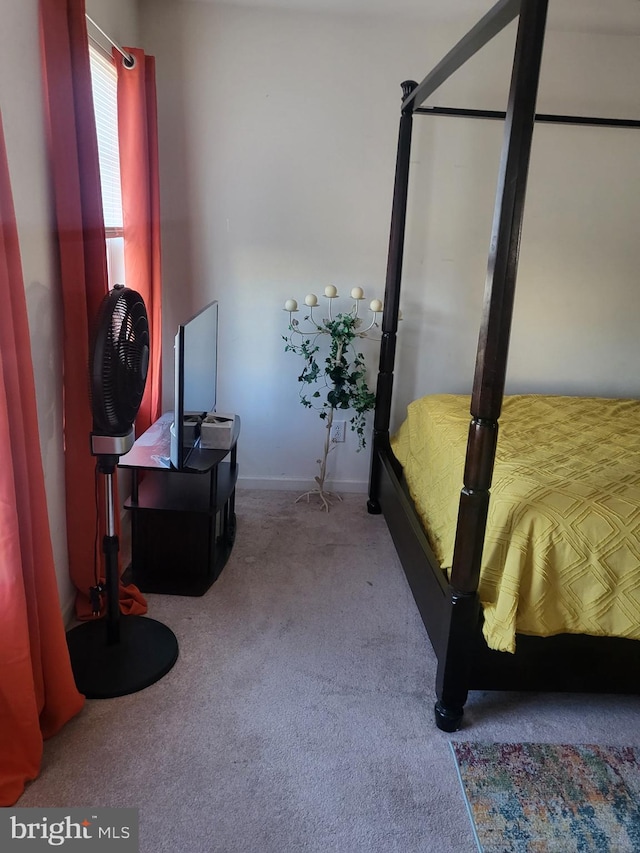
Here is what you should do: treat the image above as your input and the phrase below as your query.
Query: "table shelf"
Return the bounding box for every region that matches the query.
[120,414,239,596]
[124,463,238,514]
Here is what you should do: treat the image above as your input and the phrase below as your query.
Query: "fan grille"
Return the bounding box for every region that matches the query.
[91,287,150,435]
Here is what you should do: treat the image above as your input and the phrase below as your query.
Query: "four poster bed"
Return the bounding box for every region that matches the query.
[367,0,640,731]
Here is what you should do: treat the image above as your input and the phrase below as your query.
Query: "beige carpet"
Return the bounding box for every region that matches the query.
[17,489,640,852]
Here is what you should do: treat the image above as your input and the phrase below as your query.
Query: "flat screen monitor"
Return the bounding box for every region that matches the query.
[170,301,218,469]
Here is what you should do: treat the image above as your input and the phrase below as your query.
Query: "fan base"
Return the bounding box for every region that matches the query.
[66,615,179,699]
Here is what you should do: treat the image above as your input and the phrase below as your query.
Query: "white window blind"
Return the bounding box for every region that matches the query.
[89,44,123,232]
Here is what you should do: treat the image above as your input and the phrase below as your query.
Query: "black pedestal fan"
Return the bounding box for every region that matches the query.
[66,285,178,699]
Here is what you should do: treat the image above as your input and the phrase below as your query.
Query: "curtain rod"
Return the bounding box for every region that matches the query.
[85,14,135,68]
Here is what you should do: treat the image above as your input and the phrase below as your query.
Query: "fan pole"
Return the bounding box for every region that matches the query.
[103,467,120,645]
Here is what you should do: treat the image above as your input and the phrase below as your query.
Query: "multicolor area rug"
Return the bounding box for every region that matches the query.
[451,742,640,852]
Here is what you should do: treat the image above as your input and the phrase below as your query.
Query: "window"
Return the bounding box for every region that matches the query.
[89,42,125,287]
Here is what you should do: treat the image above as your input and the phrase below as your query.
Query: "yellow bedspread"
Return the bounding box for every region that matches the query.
[391,394,640,653]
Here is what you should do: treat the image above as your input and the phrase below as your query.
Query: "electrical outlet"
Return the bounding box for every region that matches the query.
[330,420,346,443]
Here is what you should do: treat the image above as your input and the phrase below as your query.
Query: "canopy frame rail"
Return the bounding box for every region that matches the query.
[402,0,521,114]
[416,106,640,129]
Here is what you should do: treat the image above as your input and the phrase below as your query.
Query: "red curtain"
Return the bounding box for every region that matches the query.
[0,110,85,806]
[39,0,146,619]
[117,47,163,434]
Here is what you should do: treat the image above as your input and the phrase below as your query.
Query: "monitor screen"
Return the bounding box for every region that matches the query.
[183,301,218,415]
[170,301,218,469]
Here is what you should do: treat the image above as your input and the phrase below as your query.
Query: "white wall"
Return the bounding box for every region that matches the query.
[142,1,640,492]
[0,0,139,620]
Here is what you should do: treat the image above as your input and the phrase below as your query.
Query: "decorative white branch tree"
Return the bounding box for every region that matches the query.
[282,285,383,511]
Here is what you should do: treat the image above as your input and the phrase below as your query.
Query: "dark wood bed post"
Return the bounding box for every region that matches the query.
[367,80,418,515]
[434,0,549,731]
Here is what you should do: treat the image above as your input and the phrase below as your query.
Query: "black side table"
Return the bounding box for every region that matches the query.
[119,412,239,596]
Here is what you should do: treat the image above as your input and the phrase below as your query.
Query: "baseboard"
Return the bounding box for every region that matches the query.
[237,475,368,494]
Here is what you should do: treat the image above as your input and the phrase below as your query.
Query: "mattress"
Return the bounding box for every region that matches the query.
[391,394,640,653]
